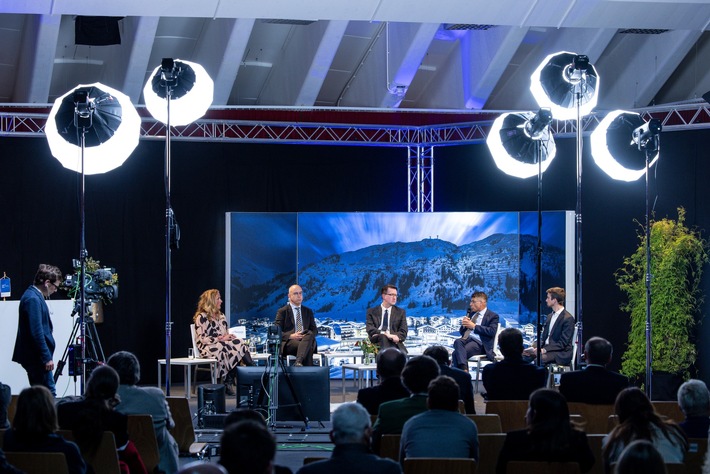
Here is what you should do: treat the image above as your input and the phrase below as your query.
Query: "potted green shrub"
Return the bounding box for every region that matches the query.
[615,207,708,399]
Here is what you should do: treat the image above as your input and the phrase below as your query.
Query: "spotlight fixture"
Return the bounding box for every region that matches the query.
[591,111,659,182]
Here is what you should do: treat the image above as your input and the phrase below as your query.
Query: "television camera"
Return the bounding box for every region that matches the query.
[59,259,118,305]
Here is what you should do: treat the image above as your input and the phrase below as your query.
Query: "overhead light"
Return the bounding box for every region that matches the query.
[486,109,556,179]
[530,51,599,121]
[590,110,660,182]
[46,83,140,174]
[143,58,213,126]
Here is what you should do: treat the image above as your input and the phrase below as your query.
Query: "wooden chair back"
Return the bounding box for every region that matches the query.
[477,433,507,474]
[585,434,606,474]
[506,461,581,474]
[58,429,121,474]
[607,414,619,432]
[167,396,207,455]
[651,401,685,423]
[127,414,161,473]
[380,433,401,462]
[567,403,615,434]
[686,437,708,474]
[7,394,18,426]
[403,457,476,474]
[5,451,70,474]
[466,414,502,433]
[485,400,529,432]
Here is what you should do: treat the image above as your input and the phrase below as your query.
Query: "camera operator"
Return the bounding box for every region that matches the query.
[12,264,63,396]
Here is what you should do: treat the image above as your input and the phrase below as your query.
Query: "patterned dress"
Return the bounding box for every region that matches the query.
[194,313,249,380]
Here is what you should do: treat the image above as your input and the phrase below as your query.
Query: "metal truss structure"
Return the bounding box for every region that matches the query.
[2,102,709,212]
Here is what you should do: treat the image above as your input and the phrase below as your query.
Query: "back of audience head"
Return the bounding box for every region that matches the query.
[376,347,407,379]
[401,355,440,394]
[107,351,141,386]
[614,387,657,425]
[330,402,371,445]
[677,379,710,418]
[526,388,571,433]
[84,365,121,407]
[219,420,275,474]
[498,328,524,359]
[422,345,450,366]
[13,385,58,439]
[224,408,266,428]
[614,440,667,474]
[427,375,460,412]
[584,337,613,366]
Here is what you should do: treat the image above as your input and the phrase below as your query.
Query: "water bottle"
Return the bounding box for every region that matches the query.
[249,339,256,354]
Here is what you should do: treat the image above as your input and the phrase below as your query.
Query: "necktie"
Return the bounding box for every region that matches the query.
[295,307,303,333]
[382,309,389,332]
[462,312,480,340]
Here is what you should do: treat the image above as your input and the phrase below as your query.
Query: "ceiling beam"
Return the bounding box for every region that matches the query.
[13,14,60,103]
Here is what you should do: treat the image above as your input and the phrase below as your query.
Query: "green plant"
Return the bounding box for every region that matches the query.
[615,208,708,379]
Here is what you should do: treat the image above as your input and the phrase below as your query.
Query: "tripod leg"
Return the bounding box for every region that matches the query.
[277,356,310,430]
[54,318,82,383]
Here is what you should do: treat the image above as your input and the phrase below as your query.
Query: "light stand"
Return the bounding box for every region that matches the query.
[144,59,213,396]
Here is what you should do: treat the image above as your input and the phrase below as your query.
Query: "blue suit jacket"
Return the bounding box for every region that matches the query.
[12,286,55,367]
[458,309,499,361]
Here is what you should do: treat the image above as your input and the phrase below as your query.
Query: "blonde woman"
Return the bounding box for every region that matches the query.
[193,289,253,395]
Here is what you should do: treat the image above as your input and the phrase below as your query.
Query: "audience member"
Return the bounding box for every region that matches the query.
[366,285,408,353]
[614,440,667,474]
[452,291,500,367]
[400,375,478,462]
[357,348,409,415]
[57,365,147,474]
[523,287,575,365]
[274,285,317,366]
[224,408,267,428]
[603,387,687,471]
[559,337,629,404]
[0,381,10,429]
[482,328,546,400]
[193,289,253,395]
[219,420,290,474]
[676,379,710,438]
[2,385,86,474]
[496,388,594,474]
[107,350,180,474]
[371,355,440,454]
[423,345,475,413]
[297,403,401,474]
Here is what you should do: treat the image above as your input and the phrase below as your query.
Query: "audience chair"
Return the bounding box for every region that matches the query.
[58,429,121,474]
[370,414,378,426]
[506,461,581,474]
[686,437,708,474]
[167,396,208,455]
[477,433,507,474]
[380,433,401,462]
[0,428,5,449]
[403,457,477,474]
[5,451,70,474]
[607,414,619,432]
[484,400,528,432]
[566,403,615,434]
[127,414,161,473]
[651,401,685,423]
[546,325,579,388]
[7,394,18,426]
[585,434,605,474]
[465,414,503,433]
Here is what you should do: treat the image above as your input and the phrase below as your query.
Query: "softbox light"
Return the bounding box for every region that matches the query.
[590,110,659,182]
[487,111,557,179]
[143,59,213,126]
[45,83,140,175]
[530,51,599,121]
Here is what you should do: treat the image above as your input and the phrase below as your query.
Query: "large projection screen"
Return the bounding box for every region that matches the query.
[226,211,574,354]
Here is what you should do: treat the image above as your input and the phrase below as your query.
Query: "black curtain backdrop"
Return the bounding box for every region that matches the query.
[1,129,709,385]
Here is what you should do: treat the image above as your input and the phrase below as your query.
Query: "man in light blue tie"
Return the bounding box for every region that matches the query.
[365,284,408,354]
[451,291,500,370]
[275,284,317,366]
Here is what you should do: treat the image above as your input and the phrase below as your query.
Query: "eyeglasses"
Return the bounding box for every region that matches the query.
[385,293,398,297]
[48,281,60,290]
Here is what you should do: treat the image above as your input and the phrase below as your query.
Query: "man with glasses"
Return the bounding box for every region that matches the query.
[275,284,317,366]
[451,291,499,371]
[366,284,408,353]
[12,263,63,396]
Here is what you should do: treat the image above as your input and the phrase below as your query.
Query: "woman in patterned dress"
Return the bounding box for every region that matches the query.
[193,289,253,395]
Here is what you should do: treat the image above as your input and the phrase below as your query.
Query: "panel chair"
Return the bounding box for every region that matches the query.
[403,457,477,474]
[469,325,504,393]
[465,414,503,434]
[506,461,581,474]
[484,400,529,432]
[167,396,208,456]
[127,414,161,474]
[546,324,579,388]
[5,452,70,474]
[191,323,219,390]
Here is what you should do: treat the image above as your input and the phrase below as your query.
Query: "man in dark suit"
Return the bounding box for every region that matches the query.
[274,284,317,366]
[559,337,629,404]
[371,355,440,454]
[423,345,475,414]
[12,264,62,396]
[451,291,499,369]
[356,348,409,415]
[366,284,408,353]
[482,328,546,400]
[523,287,575,365]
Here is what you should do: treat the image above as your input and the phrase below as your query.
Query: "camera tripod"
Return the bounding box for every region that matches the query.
[262,339,310,431]
[54,300,106,383]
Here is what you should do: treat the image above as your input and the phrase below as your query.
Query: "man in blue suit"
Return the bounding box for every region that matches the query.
[12,264,62,396]
[451,291,499,369]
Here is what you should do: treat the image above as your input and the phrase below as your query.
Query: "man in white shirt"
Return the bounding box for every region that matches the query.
[365,284,408,353]
[523,287,575,365]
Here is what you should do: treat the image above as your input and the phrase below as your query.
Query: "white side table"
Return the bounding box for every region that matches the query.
[157,357,218,399]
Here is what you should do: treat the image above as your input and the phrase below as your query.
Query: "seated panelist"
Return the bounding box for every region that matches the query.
[274,284,317,366]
